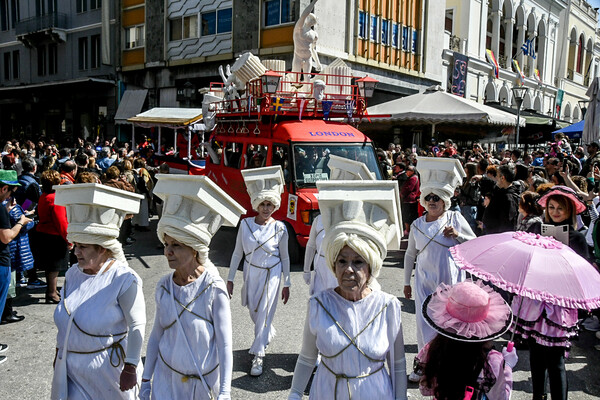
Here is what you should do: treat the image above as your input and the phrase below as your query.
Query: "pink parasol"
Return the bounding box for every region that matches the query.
[450,231,600,311]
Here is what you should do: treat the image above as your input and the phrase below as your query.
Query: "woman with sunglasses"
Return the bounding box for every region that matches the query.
[403,187,476,382]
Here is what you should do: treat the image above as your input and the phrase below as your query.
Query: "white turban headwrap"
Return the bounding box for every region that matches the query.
[419,187,452,210]
[67,232,126,263]
[251,191,281,212]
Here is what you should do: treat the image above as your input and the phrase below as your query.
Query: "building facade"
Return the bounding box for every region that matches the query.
[442,0,600,126]
[0,0,119,142]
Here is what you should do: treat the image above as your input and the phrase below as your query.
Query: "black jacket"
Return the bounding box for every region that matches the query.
[482,184,520,234]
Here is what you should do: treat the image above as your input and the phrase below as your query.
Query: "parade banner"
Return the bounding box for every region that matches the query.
[486,49,499,79]
[451,53,468,97]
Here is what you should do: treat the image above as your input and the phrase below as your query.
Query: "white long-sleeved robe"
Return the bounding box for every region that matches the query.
[143,269,233,399]
[228,217,290,357]
[303,215,337,295]
[403,210,475,350]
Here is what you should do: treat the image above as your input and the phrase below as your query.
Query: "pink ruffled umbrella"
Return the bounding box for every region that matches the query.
[449,231,600,311]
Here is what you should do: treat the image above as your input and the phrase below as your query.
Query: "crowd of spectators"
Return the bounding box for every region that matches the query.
[0,136,168,363]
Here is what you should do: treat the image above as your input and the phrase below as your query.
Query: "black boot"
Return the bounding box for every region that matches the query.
[1,298,24,324]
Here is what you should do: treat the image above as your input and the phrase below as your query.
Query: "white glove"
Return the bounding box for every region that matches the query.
[303,271,311,285]
[139,380,151,400]
[502,346,518,369]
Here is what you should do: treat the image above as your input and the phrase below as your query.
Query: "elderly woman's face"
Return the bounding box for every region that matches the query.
[74,243,108,272]
[334,246,370,299]
[164,234,196,269]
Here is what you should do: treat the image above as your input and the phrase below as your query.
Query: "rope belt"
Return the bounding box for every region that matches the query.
[159,349,219,384]
[246,260,281,317]
[67,336,127,368]
[320,360,385,400]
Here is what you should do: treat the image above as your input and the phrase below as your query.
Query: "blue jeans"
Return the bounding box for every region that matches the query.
[0,266,10,315]
[460,205,478,232]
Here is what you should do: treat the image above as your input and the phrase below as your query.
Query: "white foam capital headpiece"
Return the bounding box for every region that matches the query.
[416,156,466,196]
[153,175,246,250]
[328,154,376,181]
[241,166,284,211]
[316,181,402,259]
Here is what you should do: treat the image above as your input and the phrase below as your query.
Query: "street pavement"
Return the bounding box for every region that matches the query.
[1,217,600,399]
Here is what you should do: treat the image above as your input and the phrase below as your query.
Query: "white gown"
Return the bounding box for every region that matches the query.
[403,210,475,350]
[308,289,405,399]
[145,270,232,400]
[304,215,337,295]
[228,217,290,357]
[53,260,144,400]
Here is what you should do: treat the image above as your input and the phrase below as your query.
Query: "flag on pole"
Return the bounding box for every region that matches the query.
[512,59,525,85]
[521,39,536,59]
[486,49,499,79]
[272,97,285,112]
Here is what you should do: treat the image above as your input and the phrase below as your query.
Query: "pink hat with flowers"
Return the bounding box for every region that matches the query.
[423,280,512,342]
[537,185,586,214]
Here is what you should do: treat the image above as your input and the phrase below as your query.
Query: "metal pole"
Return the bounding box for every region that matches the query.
[515,106,521,148]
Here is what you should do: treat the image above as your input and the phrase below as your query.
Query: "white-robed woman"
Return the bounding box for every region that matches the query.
[289,180,407,400]
[140,175,244,400]
[403,157,476,382]
[51,184,146,400]
[227,166,291,377]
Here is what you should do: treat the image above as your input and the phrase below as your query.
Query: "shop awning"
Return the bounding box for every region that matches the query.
[128,107,203,128]
[115,89,148,125]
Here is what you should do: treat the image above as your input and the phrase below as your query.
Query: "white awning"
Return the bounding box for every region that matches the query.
[128,107,203,128]
[114,89,148,125]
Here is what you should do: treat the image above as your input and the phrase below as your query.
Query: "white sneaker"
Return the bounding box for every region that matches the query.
[408,371,422,383]
[250,356,263,376]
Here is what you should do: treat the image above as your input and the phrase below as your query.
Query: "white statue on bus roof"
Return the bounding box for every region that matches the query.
[293,0,323,82]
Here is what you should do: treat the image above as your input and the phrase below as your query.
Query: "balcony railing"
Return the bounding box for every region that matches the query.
[15,13,68,36]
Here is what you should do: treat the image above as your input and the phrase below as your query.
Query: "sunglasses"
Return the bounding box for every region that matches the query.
[424,194,441,202]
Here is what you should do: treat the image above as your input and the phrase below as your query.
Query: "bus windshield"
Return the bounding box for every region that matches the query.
[292,143,382,187]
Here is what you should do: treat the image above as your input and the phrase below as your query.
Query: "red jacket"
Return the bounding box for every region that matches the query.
[400,174,420,203]
[36,192,69,243]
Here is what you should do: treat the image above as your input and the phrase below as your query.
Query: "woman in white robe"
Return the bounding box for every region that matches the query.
[403,189,475,370]
[227,200,290,376]
[303,214,337,295]
[289,231,408,400]
[52,244,145,400]
[141,234,232,400]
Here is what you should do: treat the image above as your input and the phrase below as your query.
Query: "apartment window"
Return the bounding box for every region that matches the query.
[125,25,144,49]
[47,0,56,14]
[11,50,18,79]
[76,0,87,13]
[3,52,9,80]
[48,43,57,74]
[201,9,232,36]
[358,11,366,39]
[78,37,88,70]
[169,18,182,41]
[445,9,454,33]
[369,16,377,42]
[412,31,418,53]
[392,23,399,48]
[90,0,101,10]
[381,20,389,46]
[90,34,100,68]
[402,26,409,51]
[264,0,295,27]
[37,45,47,76]
[1,0,8,31]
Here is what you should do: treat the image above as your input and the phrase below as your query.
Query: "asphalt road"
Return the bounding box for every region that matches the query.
[1,217,600,399]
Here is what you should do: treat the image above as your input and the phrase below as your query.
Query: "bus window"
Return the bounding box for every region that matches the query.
[224,141,244,168]
[272,144,291,182]
[246,143,267,169]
